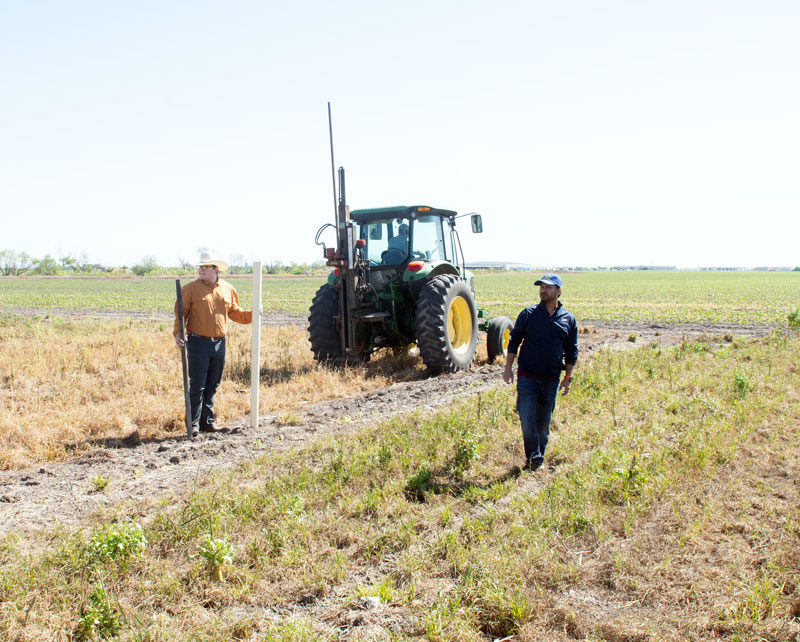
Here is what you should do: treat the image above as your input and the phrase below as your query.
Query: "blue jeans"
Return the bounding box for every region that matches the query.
[516,376,559,466]
[187,335,226,432]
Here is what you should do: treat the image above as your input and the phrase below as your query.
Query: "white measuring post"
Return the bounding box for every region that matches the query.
[250,261,262,430]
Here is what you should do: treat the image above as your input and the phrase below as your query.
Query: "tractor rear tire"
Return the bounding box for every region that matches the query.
[487,316,513,363]
[416,275,478,374]
[308,283,345,364]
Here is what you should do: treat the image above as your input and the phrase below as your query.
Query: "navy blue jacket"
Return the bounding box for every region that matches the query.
[507,302,578,379]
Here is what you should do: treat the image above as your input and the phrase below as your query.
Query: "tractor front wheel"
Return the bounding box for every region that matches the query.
[416,275,478,374]
[487,316,513,363]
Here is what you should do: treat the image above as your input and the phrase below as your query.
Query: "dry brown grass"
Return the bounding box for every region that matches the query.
[0,316,439,470]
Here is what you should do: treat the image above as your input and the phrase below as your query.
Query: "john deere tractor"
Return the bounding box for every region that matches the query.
[309,167,512,374]
[308,168,512,374]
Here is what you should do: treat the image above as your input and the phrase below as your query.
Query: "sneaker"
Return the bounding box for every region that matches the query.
[523,459,543,472]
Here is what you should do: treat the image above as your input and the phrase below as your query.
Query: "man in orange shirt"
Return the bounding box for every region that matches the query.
[174,253,253,434]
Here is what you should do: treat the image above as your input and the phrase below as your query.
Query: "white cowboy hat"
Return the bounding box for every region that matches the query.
[191,250,229,273]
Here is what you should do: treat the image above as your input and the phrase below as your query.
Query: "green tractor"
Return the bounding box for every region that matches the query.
[309,166,512,374]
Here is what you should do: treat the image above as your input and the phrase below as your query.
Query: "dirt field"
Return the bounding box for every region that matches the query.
[0,317,773,537]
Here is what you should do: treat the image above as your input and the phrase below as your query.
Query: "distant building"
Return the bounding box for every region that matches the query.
[698,267,745,271]
[465,261,534,271]
[610,265,677,271]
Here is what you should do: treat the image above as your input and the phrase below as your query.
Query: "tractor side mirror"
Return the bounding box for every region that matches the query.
[470,214,483,234]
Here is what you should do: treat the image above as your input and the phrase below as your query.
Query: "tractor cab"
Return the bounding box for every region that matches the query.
[351,205,466,271]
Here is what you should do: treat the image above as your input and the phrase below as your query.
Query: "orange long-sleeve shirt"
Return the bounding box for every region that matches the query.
[173,278,252,339]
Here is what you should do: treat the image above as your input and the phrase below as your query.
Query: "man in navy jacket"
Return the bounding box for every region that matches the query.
[502,273,578,471]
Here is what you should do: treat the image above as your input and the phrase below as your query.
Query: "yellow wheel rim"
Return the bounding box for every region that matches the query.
[448,296,472,355]
[502,327,511,353]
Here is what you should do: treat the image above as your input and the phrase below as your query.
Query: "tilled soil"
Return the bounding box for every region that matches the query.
[0,319,774,536]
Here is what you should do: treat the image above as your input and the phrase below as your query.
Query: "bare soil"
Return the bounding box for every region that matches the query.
[0,318,773,536]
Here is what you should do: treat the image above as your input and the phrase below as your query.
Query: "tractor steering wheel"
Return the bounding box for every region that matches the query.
[381,249,407,265]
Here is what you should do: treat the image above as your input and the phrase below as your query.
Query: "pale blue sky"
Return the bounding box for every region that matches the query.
[2,1,798,269]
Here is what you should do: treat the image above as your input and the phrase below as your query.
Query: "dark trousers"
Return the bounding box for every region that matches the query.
[186,335,226,432]
[516,376,559,465]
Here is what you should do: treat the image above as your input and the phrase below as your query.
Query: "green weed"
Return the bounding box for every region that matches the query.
[721,572,785,623]
[357,577,395,605]
[732,369,752,401]
[196,535,234,581]
[76,584,121,640]
[91,472,110,492]
[788,307,800,329]
[85,520,147,565]
[405,467,434,501]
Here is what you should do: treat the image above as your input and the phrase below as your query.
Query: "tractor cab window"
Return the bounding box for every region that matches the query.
[412,216,447,262]
[360,219,408,266]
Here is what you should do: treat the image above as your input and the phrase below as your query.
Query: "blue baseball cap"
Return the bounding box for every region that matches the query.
[535,273,562,288]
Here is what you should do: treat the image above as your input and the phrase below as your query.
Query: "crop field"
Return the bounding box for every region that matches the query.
[1,270,799,324]
[481,270,800,325]
[0,275,321,318]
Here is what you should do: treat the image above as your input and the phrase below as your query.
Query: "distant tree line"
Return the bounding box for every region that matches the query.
[0,250,114,276]
[0,249,326,277]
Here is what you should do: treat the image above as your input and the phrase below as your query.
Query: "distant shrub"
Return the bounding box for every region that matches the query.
[132,255,159,276]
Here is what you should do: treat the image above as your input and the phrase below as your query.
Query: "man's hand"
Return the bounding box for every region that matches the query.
[175,336,185,347]
[503,352,516,384]
[559,377,571,396]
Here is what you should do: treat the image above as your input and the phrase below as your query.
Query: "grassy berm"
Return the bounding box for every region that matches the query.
[2,332,799,641]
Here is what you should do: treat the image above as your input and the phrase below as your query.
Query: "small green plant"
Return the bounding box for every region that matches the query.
[357,577,395,605]
[721,573,784,623]
[85,520,147,564]
[627,332,638,342]
[732,370,752,401]
[197,535,234,581]
[473,583,533,637]
[356,486,384,517]
[788,307,800,330]
[377,441,392,466]
[451,430,480,476]
[276,412,301,426]
[440,505,452,526]
[405,467,433,501]
[91,473,110,492]
[77,585,121,640]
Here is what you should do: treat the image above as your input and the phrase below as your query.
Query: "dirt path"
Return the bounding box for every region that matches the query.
[0,320,774,536]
